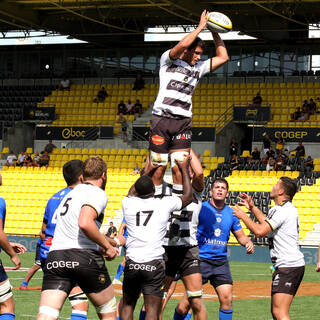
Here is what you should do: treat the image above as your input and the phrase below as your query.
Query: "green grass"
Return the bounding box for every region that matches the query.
[3,252,319,319]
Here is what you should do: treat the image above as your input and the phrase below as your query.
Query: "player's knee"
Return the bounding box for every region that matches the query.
[69,292,88,310]
[189,297,204,314]
[219,294,232,309]
[96,296,116,314]
[170,151,188,168]
[38,306,60,319]
[0,280,13,305]
[271,305,287,320]
[150,151,168,166]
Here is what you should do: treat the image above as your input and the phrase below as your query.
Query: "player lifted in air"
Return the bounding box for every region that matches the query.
[37,157,118,320]
[148,9,229,191]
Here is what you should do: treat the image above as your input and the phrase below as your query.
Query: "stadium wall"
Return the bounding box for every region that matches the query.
[8,236,318,265]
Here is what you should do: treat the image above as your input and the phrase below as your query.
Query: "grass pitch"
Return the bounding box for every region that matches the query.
[3,252,319,319]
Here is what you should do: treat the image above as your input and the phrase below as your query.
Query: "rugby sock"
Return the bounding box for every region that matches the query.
[71,311,87,320]
[20,280,28,287]
[184,313,192,320]
[114,264,125,280]
[172,184,183,196]
[116,317,120,320]
[0,313,15,320]
[155,184,163,196]
[173,309,187,320]
[219,309,233,320]
[139,310,146,320]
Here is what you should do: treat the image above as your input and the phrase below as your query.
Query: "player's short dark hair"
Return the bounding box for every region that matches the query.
[280,177,297,200]
[212,178,229,191]
[63,159,83,186]
[188,37,205,51]
[134,176,155,198]
[83,156,107,180]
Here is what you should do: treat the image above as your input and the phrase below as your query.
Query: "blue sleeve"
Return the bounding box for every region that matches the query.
[43,201,50,224]
[0,198,6,221]
[232,215,242,232]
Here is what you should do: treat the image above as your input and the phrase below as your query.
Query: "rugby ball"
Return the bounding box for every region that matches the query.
[207,12,232,33]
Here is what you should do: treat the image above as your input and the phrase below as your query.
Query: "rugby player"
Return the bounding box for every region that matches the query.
[37,156,117,320]
[148,9,229,192]
[233,177,304,320]
[176,178,254,320]
[120,156,193,320]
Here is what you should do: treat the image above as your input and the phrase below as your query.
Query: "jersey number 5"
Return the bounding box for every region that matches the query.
[60,198,72,216]
[136,210,154,226]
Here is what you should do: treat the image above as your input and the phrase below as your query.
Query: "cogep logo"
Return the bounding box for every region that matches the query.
[62,128,86,139]
[274,131,307,139]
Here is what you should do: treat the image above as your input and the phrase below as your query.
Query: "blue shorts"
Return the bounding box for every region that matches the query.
[40,237,53,268]
[0,259,8,282]
[35,241,41,266]
[200,258,233,288]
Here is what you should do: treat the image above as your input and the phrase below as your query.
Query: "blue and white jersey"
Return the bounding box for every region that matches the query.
[40,187,72,262]
[196,201,242,260]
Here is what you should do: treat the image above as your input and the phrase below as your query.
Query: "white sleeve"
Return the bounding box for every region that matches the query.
[160,49,174,68]
[266,207,285,231]
[164,196,183,212]
[82,189,107,215]
[199,59,211,78]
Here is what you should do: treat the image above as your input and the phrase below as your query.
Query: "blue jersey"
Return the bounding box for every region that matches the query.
[0,197,6,228]
[196,201,242,260]
[40,187,72,263]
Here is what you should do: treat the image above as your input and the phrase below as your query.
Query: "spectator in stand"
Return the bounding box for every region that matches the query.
[16,152,26,167]
[39,152,50,167]
[290,107,302,121]
[266,146,275,159]
[43,140,56,154]
[262,133,272,155]
[118,100,127,115]
[23,153,33,167]
[303,156,314,174]
[309,98,317,115]
[126,99,135,115]
[249,147,260,164]
[277,149,288,165]
[229,137,238,157]
[266,156,276,171]
[301,101,309,120]
[134,99,143,117]
[93,87,108,103]
[294,142,305,158]
[230,154,239,170]
[252,92,262,106]
[33,152,41,167]
[117,113,128,142]
[275,133,285,154]
[58,77,70,91]
[132,73,145,91]
[274,155,284,171]
[6,151,17,166]
[130,163,141,175]
[106,222,117,238]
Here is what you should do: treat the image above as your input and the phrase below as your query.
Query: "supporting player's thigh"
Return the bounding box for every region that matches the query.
[86,284,115,308]
[39,290,68,309]
[182,273,202,292]
[215,284,233,303]
[272,293,294,313]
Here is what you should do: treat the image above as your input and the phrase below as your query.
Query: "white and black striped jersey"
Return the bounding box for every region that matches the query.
[50,183,107,252]
[122,195,182,263]
[152,50,211,118]
[265,201,305,268]
[163,190,202,247]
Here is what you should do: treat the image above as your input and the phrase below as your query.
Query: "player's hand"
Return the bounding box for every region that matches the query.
[245,241,254,254]
[9,242,27,255]
[11,254,21,269]
[238,193,254,210]
[144,154,160,175]
[198,9,209,30]
[102,245,118,261]
[232,205,246,219]
[315,263,320,272]
[176,155,191,172]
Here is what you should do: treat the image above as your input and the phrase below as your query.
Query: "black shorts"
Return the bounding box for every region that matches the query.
[200,258,233,288]
[271,266,305,296]
[123,257,165,298]
[149,115,191,154]
[0,259,8,282]
[35,242,41,266]
[42,249,111,294]
[164,246,200,278]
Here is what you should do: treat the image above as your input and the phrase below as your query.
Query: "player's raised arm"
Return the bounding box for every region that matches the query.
[190,149,204,192]
[176,156,193,208]
[169,10,208,60]
[210,31,229,71]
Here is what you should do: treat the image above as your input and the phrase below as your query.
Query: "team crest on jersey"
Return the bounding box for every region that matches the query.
[214,228,221,237]
[98,274,106,283]
[216,217,222,223]
[151,135,165,145]
[184,76,188,82]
